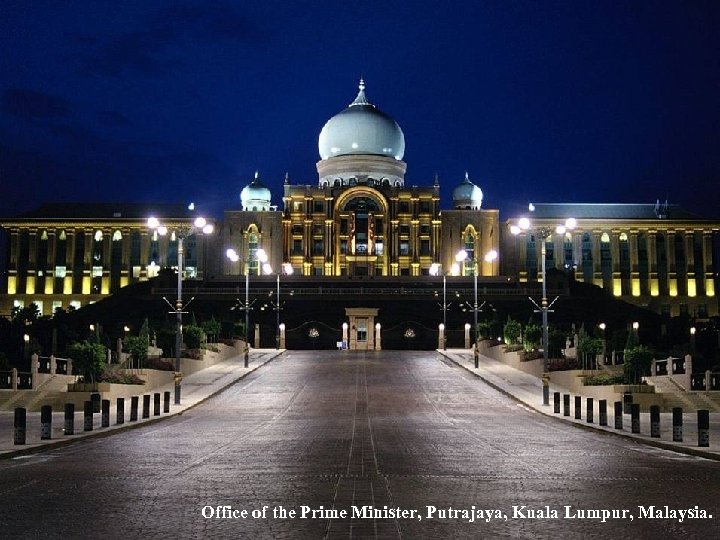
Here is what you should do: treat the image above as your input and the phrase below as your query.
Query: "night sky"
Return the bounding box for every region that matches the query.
[1,1,718,220]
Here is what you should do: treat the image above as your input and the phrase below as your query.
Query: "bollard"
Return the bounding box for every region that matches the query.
[14,407,27,445]
[64,403,75,435]
[101,399,110,428]
[650,405,660,438]
[153,393,161,416]
[116,397,125,425]
[542,374,550,406]
[586,398,594,424]
[698,410,710,447]
[163,391,170,413]
[614,401,623,429]
[40,405,52,440]
[574,396,581,420]
[142,395,150,419]
[672,407,683,442]
[631,403,640,433]
[599,399,607,426]
[130,396,139,422]
[623,392,633,414]
[563,394,570,416]
[91,392,101,413]
[553,392,561,414]
[83,401,93,431]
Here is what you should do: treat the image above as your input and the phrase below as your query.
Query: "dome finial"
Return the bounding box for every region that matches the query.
[350,78,371,107]
[434,173,439,187]
[254,170,259,181]
[465,171,470,182]
[284,172,289,185]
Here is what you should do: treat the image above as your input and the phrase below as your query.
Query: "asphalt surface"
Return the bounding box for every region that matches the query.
[1,350,718,539]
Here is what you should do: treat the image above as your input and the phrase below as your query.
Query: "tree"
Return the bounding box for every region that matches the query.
[124,320,149,369]
[577,327,604,369]
[184,324,206,349]
[68,340,107,383]
[201,317,222,343]
[624,345,654,384]
[523,323,542,352]
[503,317,522,346]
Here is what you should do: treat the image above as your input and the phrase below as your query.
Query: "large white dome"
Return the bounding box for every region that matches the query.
[318,80,405,161]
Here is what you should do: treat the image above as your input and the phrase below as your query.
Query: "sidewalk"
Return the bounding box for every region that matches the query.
[0,349,284,459]
[438,348,720,461]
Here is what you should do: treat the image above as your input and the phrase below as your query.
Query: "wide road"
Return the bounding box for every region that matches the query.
[1,351,718,539]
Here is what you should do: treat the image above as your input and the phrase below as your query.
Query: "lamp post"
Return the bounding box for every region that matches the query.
[148,214,213,404]
[511,213,576,405]
[226,248,251,368]
[430,263,450,350]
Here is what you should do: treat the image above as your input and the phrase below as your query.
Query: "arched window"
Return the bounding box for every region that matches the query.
[248,230,259,275]
[463,227,475,276]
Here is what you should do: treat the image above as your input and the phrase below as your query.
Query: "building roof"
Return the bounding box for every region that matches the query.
[8,202,195,221]
[521,203,708,221]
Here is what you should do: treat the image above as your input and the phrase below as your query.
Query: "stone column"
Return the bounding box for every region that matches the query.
[254,323,261,349]
[374,323,381,351]
[464,323,471,349]
[31,354,39,389]
[592,232,602,286]
[11,368,18,390]
[685,354,692,391]
[50,355,57,374]
[647,232,658,296]
[438,324,445,350]
[684,231,695,296]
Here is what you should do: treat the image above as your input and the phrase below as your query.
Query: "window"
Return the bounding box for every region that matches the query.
[132,266,141,278]
[399,201,409,213]
[313,239,324,255]
[356,318,367,341]
[313,200,324,213]
[375,242,383,256]
[292,224,303,235]
[292,239,302,255]
[55,266,67,278]
[420,239,430,256]
[420,224,431,235]
[399,225,410,235]
[313,267,324,276]
[399,240,409,256]
[420,201,431,214]
[340,240,348,254]
[340,219,348,234]
[313,224,324,236]
[52,301,62,314]
[293,201,302,212]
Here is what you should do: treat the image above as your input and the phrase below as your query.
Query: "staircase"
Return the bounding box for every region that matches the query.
[647,375,720,412]
[0,375,78,412]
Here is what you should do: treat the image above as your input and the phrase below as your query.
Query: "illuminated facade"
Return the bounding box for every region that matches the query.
[1,82,717,318]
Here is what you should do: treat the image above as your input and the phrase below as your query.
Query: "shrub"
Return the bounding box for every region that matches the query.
[523,323,542,352]
[68,340,107,383]
[99,365,145,385]
[503,318,522,346]
[201,317,222,343]
[184,324,206,349]
[146,357,175,371]
[624,345,654,384]
[547,357,578,372]
[583,373,625,386]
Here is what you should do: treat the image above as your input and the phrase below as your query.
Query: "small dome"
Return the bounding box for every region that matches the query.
[318,79,405,161]
[452,172,483,210]
[240,171,271,211]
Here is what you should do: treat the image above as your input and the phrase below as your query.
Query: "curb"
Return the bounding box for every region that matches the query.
[436,350,720,463]
[0,352,284,460]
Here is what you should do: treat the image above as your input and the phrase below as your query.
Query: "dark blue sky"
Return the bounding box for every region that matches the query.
[1,1,718,220]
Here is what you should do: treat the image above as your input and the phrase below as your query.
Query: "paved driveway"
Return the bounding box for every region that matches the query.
[1,350,718,538]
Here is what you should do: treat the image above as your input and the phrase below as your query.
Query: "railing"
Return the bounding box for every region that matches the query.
[0,371,11,390]
[17,373,32,389]
[691,374,706,391]
[653,358,668,376]
[672,357,685,375]
[711,373,720,391]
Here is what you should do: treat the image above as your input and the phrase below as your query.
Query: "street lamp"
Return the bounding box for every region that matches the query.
[226,248,251,368]
[430,263,451,350]
[456,248,498,368]
[148,213,213,404]
[258,254,294,350]
[511,213,576,405]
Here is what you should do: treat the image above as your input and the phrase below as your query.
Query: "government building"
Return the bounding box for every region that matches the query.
[1,81,718,322]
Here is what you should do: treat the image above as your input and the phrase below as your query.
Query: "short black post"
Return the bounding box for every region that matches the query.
[40,405,52,440]
[650,405,660,438]
[91,392,101,413]
[64,403,75,435]
[574,396,581,420]
[599,399,608,426]
[101,399,110,428]
[698,410,710,447]
[116,397,125,425]
[631,403,641,433]
[14,407,27,445]
[614,401,623,429]
[130,396,139,422]
[83,401,93,432]
[672,407,683,442]
[586,398,594,423]
[163,391,170,413]
[153,393,161,416]
[563,394,570,416]
[142,395,150,419]
[623,392,633,414]
[553,392,561,414]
